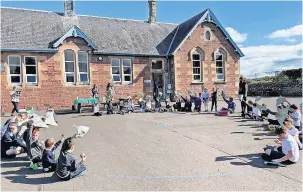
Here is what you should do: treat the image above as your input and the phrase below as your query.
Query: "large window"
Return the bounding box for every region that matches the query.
[215,52,225,81]
[64,50,76,83]
[111,58,133,83]
[25,56,37,84]
[8,56,22,84]
[78,51,89,83]
[192,52,202,82]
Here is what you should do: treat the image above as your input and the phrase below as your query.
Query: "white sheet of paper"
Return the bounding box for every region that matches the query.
[32,116,49,128]
[237,94,243,101]
[74,125,90,138]
[181,103,185,108]
[276,107,290,125]
[256,104,267,111]
[276,96,286,107]
[45,111,58,126]
[255,96,262,102]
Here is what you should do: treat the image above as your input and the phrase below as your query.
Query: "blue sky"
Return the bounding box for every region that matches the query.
[1,0,302,77]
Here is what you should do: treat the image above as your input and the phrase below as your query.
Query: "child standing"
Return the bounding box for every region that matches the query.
[202,89,209,112]
[42,135,65,172]
[25,121,45,170]
[56,135,87,181]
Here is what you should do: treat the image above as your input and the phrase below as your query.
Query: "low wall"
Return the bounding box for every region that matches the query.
[247,81,302,97]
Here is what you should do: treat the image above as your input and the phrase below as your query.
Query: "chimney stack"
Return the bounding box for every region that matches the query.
[64,0,75,17]
[148,0,156,23]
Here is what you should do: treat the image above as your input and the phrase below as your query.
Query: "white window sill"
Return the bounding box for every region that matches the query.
[191,81,204,84]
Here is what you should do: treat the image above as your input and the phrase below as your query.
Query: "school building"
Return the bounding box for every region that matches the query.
[0,0,244,112]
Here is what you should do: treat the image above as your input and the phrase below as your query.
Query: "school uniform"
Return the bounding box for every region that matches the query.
[1,131,26,158]
[289,110,301,130]
[42,140,62,172]
[25,125,44,164]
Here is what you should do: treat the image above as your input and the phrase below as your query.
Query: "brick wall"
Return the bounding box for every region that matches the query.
[1,37,151,112]
[174,22,240,97]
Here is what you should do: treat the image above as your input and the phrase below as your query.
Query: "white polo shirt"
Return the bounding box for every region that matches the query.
[282,134,300,162]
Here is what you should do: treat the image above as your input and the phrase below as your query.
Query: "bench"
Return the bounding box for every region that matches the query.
[73,98,99,113]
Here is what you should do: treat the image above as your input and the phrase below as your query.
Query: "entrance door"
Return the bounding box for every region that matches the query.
[152,73,165,100]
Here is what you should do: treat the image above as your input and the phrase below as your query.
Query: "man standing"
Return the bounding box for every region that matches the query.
[238,77,248,117]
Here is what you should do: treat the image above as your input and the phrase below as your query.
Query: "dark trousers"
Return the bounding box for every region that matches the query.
[58,163,87,181]
[241,96,247,115]
[211,99,217,111]
[194,105,201,112]
[268,119,280,125]
[11,102,19,114]
[261,147,294,165]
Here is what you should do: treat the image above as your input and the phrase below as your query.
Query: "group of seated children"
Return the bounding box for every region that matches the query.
[261,118,301,165]
[1,113,87,181]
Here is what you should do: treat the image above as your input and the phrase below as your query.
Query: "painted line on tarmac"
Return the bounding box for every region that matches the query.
[106,170,252,180]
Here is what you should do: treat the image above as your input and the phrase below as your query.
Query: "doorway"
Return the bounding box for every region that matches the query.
[152,73,165,100]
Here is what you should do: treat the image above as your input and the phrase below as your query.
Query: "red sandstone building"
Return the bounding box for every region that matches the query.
[0,0,244,112]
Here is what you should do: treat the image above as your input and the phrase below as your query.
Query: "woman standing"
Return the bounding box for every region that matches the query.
[106,83,115,114]
[10,86,20,116]
[211,87,218,112]
[92,84,99,98]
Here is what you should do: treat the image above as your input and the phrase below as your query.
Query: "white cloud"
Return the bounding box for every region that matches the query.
[240,43,303,78]
[267,24,303,39]
[225,27,248,44]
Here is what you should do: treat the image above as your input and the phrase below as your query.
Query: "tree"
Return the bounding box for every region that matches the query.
[281,68,302,81]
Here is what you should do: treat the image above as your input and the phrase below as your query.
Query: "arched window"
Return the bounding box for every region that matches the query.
[215,51,225,81]
[205,31,211,41]
[192,51,202,82]
[64,50,76,83]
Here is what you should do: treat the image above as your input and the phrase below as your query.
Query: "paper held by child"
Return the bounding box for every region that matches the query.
[264,161,286,167]
[74,125,90,138]
[255,96,262,102]
[45,111,58,126]
[256,104,267,111]
[276,107,290,125]
[276,96,287,107]
[31,114,49,128]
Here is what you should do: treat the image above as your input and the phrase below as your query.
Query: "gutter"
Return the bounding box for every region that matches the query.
[93,51,167,57]
[1,49,58,53]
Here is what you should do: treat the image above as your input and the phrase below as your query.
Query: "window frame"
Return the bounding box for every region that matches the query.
[111,58,122,83]
[77,51,89,84]
[205,31,211,41]
[24,56,38,84]
[151,59,164,70]
[64,50,76,84]
[121,58,133,83]
[192,51,202,82]
[215,52,225,81]
[7,55,22,85]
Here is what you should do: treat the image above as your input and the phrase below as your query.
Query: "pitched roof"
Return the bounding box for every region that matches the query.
[1,7,244,57]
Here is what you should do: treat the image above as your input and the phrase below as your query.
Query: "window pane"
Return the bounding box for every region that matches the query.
[11,76,21,83]
[205,31,211,40]
[193,68,200,74]
[66,74,74,82]
[217,74,224,80]
[65,51,75,61]
[123,67,131,74]
[193,75,200,80]
[152,60,163,69]
[78,52,88,62]
[9,56,20,65]
[216,61,223,67]
[123,59,131,67]
[216,68,223,73]
[27,76,36,83]
[79,62,88,72]
[80,74,88,82]
[112,67,120,74]
[124,75,131,82]
[113,75,120,82]
[111,59,120,67]
[65,62,75,72]
[193,61,200,67]
[25,57,36,65]
[192,54,200,60]
[26,66,36,74]
[9,66,20,74]
[215,54,223,60]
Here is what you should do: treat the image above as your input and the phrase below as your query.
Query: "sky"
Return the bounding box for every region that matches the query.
[1,0,302,78]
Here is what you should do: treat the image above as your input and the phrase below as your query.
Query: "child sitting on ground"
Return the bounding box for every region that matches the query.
[289,104,301,130]
[190,93,202,112]
[262,127,299,165]
[42,135,65,172]
[165,98,173,112]
[173,98,182,112]
[1,122,27,159]
[56,135,87,181]
[283,118,302,150]
[222,96,236,113]
[93,103,102,116]
[25,121,45,170]
[252,103,261,120]
[127,98,134,113]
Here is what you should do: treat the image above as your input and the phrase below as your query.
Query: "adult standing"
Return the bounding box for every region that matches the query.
[92,84,99,98]
[239,77,248,117]
[10,86,20,116]
[211,87,218,112]
[105,83,115,114]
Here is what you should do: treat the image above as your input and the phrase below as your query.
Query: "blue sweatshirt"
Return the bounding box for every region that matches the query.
[42,140,62,169]
[223,97,236,110]
[191,96,202,106]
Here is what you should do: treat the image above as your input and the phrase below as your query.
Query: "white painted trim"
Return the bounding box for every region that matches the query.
[121,58,133,83]
[192,52,202,82]
[7,55,22,85]
[63,50,76,84]
[172,10,209,55]
[110,58,122,83]
[24,56,38,84]
[78,51,89,84]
